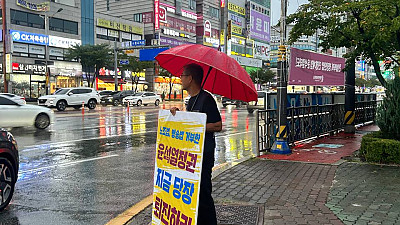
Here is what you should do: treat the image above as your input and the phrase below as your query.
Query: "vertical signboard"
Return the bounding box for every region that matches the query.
[152,110,207,225]
[6,54,12,73]
[155,0,160,30]
[250,10,270,42]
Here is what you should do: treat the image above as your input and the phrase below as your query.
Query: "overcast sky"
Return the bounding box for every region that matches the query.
[270,0,309,25]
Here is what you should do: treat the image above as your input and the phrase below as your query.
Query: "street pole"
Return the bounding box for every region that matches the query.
[2,0,8,93]
[344,54,356,133]
[114,41,118,91]
[45,12,49,95]
[271,0,291,154]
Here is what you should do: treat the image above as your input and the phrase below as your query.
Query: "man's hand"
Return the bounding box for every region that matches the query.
[170,107,180,116]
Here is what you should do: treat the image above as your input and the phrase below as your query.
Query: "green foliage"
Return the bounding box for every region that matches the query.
[65,44,112,87]
[287,0,400,88]
[355,78,380,87]
[376,77,400,140]
[249,69,276,85]
[360,131,400,164]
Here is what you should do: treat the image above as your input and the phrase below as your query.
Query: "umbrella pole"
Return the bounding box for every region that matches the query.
[190,67,213,111]
[201,66,213,89]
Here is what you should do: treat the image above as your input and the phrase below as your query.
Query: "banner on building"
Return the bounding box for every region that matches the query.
[152,110,206,225]
[16,0,50,12]
[250,10,270,42]
[289,48,345,86]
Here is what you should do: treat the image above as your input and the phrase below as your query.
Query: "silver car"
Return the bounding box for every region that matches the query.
[123,92,161,106]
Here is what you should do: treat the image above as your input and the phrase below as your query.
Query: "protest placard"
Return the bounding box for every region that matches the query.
[152,110,207,225]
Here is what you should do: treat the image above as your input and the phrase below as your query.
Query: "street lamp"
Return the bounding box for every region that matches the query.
[44,7,63,95]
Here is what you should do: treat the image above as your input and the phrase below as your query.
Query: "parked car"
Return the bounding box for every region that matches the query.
[222,97,246,107]
[38,87,100,111]
[123,92,161,106]
[0,129,19,211]
[101,90,134,106]
[99,90,118,96]
[0,93,26,105]
[0,95,54,129]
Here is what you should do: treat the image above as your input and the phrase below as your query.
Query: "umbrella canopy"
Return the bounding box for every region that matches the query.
[155,44,258,102]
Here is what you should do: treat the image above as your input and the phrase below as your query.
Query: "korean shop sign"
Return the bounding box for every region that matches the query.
[10,30,48,45]
[96,18,143,35]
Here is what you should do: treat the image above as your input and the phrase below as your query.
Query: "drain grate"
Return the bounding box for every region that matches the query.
[216,204,262,225]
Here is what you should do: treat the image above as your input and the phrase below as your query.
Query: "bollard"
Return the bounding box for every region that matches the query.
[82,101,85,115]
[162,101,165,109]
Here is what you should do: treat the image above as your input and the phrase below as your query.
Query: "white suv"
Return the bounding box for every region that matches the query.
[123,92,161,106]
[38,87,100,111]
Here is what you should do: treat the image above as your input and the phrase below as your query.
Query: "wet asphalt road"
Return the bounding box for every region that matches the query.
[0,102,257,225]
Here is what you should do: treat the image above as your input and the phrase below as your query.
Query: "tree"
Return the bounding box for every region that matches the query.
[249,69,276,85]
[355,78,380,87]
[159,68,177,100]
[65,44,112,88]
[287,0,400,88]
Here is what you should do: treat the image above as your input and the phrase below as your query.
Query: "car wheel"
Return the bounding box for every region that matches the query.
[0,157,16,212]
[56,100,67,111]
[73,106,81,110]
[247,108,254,114]
[155,100,160,106]
[113,100,119,106]
[137,100,142,106]
[88,99,97,110]
[222,104,227,108]
[34,113,50,129]
[144,104,148,106]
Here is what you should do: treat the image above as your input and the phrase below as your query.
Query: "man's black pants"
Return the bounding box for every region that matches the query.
[196,142,217,225]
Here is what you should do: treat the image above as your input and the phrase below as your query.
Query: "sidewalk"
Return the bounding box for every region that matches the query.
[128,124,400,225]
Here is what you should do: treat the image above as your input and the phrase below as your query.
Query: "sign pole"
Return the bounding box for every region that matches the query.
[114,41,118,91]
[2,0,8,93]
[271,0,291,154]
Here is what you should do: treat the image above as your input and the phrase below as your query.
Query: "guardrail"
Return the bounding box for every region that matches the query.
[256,100,379,156]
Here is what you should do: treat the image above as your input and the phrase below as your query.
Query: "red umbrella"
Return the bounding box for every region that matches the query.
[155,44,257,102]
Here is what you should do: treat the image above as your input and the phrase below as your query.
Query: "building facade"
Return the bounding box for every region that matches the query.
[1,0,82,100]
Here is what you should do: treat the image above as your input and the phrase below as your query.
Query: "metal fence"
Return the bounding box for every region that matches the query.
[256,100,379,155]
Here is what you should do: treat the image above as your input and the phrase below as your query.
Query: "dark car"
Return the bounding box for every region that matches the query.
[222,97,246,108]
[100,91,136,106]
[99,90,117,96]
[0,129,19,211]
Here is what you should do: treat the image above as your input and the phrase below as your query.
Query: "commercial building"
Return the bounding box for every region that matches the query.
[1,0,82,100]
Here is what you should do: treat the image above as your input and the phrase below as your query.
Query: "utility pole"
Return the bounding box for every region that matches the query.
[2,0,8,93]
[114,41,118,91]
[271,0,291,154]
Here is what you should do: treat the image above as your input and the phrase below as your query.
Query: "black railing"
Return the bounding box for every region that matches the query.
[256,100,378,155]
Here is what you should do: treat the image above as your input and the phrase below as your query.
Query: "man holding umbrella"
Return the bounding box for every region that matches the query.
[170,63,222,224]
[157,44,257,224]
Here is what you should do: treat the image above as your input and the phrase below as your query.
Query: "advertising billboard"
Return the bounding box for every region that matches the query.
[250,10,270,42]
[289,48,345,86]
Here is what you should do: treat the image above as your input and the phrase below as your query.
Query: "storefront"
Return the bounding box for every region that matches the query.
[9,62,47,100]
[50,61,83,92]
[154,76,185,99]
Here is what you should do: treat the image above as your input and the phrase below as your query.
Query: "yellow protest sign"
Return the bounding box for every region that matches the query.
[152,110,206,225]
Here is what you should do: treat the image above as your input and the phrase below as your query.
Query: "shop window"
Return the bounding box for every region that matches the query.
[11,9,45,29]
[49,17,78,35]
[209,6,219,19]
[189,0,196,10]
[134,13,142,23]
